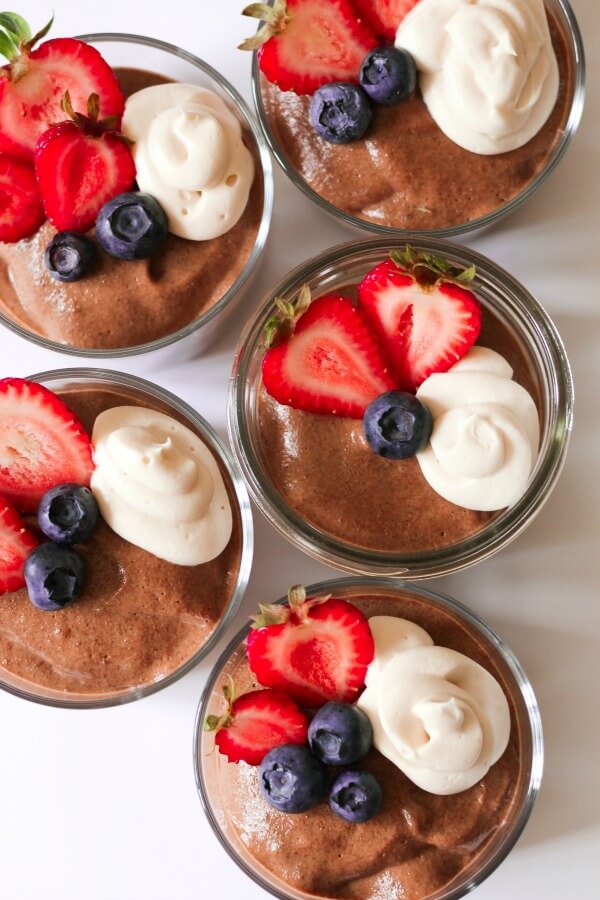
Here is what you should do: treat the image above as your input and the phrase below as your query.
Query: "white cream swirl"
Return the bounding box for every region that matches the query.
[90,407,232,565]
[416,346,539,510]
[123,84,254,240]
[395,0,559,154]
[357,616,511,795]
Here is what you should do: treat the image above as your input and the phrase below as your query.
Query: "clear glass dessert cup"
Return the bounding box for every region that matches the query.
[0,33,273,359]
[194,577,543,900]
[228,237,573,578]
[0,368,253,709]
[251,0,584,238]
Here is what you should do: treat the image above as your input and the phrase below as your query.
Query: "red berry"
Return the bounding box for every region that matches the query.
[209,688,309,766]
[0,37,124,161]
[0,499,39,595]
[246,586,375,708]
[352,0,421,42]
[0,378,94,513]
[34,96,136,233]
[0,154,45,243]
[357,256,481,391]
[242,0,377,95]
[262,293,397,418]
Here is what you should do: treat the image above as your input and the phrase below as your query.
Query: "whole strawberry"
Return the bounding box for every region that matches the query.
[0,12,124,160]
[34,92,136,233]
[246,585,375,707]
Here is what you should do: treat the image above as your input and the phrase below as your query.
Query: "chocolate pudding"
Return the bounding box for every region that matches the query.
[204,588,529,899]
[259,10,573,231]
[0,69,264,350]
[0,386,243,697]
[258,300,542,555]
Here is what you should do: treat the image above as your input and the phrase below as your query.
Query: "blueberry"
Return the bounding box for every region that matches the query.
[96,192,168,260]
[310,82,372,144]
[24,543,86,611]
[44,231,96,282]
[359,47,417,106]
[329,770,382,823]
[37,483,99,544]
[363,391,432,459]
[259,744,326,813]
[308,702,373,765]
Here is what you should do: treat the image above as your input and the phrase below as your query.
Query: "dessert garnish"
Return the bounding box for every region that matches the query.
[0,154,44,242]
[357,615,511,794]
[37,484,99,544]
[352,0,419,41]
[239,0,377,94]
[359,46,416,106]
[204,683,309,766]
[0,499,39,593]
[259,744,326,813]
[45,231,97,282]
[416,345,540,509]
[363,390,432,459]
[96,192,168,260]
[261,291,396,418]
[122,83,254,240]
[0,12,124,159]
[246,584,375,707]
[23,542,86,611]
[308,701,372,765]
[34,91,136,233]
[310,82,372,144]
[395,0,559,154]
[0,378,94,512]
[328,769,382,822]
[357,247,480,392]
[90,406,233,565]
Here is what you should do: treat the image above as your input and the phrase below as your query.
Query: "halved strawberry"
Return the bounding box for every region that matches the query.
[0,378,94,513]
[262,288,397,418]
[246,586,375,708]
[34,92,135,232]
[205,685,309,766]
[357,248,481,392]
[351,0,421,42]
[240,0,377,95]
[0,153,45,243]
[0,13,124,160]
[0,498,39,595]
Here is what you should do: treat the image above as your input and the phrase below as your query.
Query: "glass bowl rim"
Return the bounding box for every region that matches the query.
[0,31,274,358]
[0,366,254,709]
[250,0,585,238]
[193,575,544,900]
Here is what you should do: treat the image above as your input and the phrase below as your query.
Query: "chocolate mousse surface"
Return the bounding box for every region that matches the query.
[258,301,542,554]
[259,12,572,231]
[0,387,243,696]
[210,590,525,900]
[0,68,263,350]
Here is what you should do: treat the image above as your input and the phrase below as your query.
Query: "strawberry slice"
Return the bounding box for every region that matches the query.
[240,0,377,95]
[246,586,375,708]
[0,378,94,513]
[34,92,136,233]
[205,686,309,766]
[358,249,481,392]
[0,498,39,595]
[351,0,421,42]
[0,153,45,243]
[0,13,124,161]
[262,289,397,418]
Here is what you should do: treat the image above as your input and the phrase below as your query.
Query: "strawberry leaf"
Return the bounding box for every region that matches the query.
[391,246,477,289]
[0,12,31,48]
[264,283,312,348]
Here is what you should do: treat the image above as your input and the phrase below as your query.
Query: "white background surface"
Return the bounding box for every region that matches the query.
[0,1,598,898]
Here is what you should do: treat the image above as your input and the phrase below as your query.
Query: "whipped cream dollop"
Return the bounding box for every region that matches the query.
[395,0,559,154]
[416,346,539,510]
[123,84,254,240]
[90,407,232,565]
[357,616,511,795]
